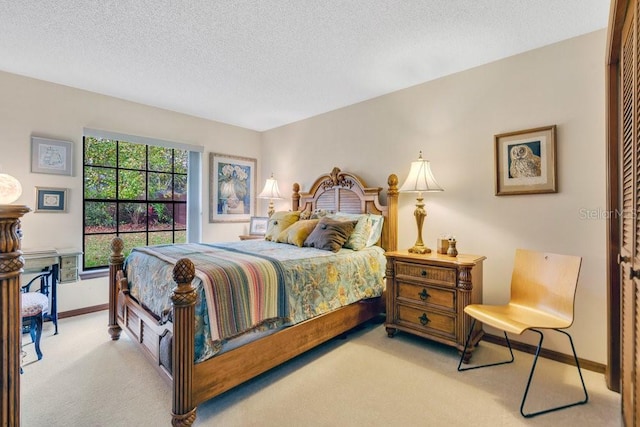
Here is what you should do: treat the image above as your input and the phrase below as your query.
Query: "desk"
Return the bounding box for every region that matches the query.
[22,248,82,334]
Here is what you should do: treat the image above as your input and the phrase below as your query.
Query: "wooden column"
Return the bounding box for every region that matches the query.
[108,237,124,341]
[0,205,30,427]
[386,174,399,252]
[170,258,197,427]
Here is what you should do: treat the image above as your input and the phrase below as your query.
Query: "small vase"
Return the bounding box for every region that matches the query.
[447,239,458,257]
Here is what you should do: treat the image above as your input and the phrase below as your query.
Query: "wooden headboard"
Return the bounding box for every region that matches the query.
[291,167,398,252]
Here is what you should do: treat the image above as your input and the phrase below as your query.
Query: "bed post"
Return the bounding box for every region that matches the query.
[387,174,399,252]
[108,237,124,340]
[292,182,301,211]
[170,258,197,427]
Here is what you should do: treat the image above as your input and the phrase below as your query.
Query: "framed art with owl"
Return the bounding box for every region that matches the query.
[494,125,557,196]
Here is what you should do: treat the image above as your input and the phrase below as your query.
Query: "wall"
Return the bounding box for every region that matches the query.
[262,30,608,363]
[0,71,263,311]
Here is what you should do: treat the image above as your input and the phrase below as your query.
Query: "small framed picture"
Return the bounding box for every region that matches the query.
[31,136,73,176]
[249,216,269,235]
[494,125,557,196]
[35,187,68,213]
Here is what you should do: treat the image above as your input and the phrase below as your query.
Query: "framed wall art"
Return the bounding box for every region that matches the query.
[31,136,73,176]
[494,125,557,196]
[209,153,256,223]
[35,187,68,213]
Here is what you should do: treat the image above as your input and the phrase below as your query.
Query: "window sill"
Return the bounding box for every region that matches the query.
[79,269,109,280]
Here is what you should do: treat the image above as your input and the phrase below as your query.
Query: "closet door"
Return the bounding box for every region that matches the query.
[619,1,640,424]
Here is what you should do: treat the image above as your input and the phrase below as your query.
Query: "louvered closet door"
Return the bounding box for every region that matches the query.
[620,1,640,424]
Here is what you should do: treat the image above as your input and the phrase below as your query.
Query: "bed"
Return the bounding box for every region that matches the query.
[107,167,399,426]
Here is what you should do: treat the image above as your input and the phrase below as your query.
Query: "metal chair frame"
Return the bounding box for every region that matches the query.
[458,319,588,417]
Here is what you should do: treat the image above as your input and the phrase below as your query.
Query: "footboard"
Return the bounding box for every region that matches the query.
[108,237,198,426]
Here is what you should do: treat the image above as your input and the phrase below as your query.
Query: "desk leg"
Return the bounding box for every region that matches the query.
[51,264,58,334]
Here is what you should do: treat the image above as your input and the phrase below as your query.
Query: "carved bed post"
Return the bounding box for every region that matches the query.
[108,237,124,340]
[387,174,399,252]
[171,258,197,427]
[292,182,301,211]
[0,204,30,427]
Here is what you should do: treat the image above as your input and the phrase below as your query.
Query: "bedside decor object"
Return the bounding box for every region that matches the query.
[34,187,67,213]
[209,153,256,223]
[399,151,443,254]
[249,216,269,235]
[257,173,283,217]
[31,136,73,176]
[447,238,458,257]
[0,173,22,204]
[494,125,557,196]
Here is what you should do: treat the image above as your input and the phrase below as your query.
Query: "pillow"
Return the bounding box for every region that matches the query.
[330,212,385,250]
[264,211,301,241]
[303,217,357,252]
[310,209,332,219]
[276,219,319,247]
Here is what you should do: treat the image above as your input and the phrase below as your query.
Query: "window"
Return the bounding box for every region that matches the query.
[83,133,199,270]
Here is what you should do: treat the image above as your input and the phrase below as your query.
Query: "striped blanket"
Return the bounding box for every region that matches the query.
[131,243,288,342]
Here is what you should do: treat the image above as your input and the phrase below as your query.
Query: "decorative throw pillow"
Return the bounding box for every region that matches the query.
[299,210,312,220]
[276,219,319,247]
[330,212,385,250]
[264,211,301,241]
[303,217,357,252]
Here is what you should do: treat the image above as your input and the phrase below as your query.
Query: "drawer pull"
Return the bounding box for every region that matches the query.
[419,313,430,325]
[418,289,430,300]
[421,270,428,277]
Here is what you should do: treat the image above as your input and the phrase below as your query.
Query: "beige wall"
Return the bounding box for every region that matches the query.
[1,28,608,364]
[0,71,263,311]
[262,30,608,363]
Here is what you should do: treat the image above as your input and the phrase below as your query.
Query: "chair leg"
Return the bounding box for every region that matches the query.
[32,315,43,360]
[520,329,589,418]
[457,319,515,371]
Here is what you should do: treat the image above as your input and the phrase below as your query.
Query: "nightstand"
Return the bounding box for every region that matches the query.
[239,234,264,240]
[385,250,485,362]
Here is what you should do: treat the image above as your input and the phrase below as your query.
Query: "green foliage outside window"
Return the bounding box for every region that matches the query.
[83,136,188,269]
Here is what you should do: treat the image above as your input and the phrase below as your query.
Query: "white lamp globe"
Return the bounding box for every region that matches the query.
[0,173,22,204]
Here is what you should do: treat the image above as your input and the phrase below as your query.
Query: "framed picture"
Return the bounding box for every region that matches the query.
[31,136,73,176]
[35,187,68,213]
[494,125,557,196]
[209,153,256,223]
[249,216,269,235]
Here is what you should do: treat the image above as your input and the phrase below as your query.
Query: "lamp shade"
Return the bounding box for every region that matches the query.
[258,174,283,199]
[0,173,22,204]
[399,151,443,193]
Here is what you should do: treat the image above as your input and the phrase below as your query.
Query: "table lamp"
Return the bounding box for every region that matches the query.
[399,151,443,254]
[257,173,283,217]
[0,173,22,204]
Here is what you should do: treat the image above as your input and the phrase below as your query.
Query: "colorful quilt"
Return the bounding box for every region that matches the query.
[125,241,385,362]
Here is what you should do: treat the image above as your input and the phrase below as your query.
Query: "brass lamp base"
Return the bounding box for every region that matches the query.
[408,245,431,254]
[409,195,431,254]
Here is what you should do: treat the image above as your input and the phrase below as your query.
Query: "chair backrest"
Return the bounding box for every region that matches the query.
[510,249,582,325]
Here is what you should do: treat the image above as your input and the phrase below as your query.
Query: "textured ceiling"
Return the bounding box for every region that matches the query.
[0,1,610,131]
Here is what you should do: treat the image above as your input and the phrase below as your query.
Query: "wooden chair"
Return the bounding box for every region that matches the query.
[457,249,588,417]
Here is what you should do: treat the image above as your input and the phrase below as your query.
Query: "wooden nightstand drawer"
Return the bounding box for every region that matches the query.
[397,282,455,311]
[395,262,456,287]
[397,304,455,338]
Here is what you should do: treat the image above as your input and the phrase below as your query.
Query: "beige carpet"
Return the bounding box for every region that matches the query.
[20,311,620,426]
